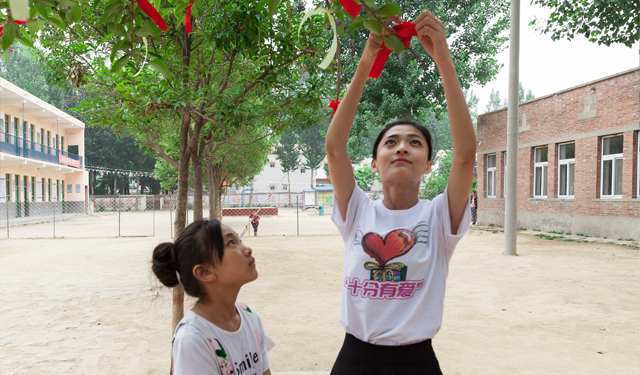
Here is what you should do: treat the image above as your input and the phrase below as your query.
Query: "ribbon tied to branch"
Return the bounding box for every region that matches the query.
[329,99,341,115]
[330,0,363,18]
[369,21,417,79]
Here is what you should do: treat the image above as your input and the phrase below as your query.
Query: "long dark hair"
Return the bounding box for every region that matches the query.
[372,120,433,161]
[151,220,225,298]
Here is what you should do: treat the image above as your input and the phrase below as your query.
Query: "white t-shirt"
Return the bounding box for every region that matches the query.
[332,185,470,346]
[172,304,275,375]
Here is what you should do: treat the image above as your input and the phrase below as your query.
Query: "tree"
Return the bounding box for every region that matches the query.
[273,130,299,205]
[530,0,638,48]
[525,89,535,101]
[298,122,327,189]
[354,165,380,191]
[420,149,453,200]
[485,88,504,113]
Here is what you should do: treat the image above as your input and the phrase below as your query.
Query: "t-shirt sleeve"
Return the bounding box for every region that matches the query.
[331,184,368,243]
[254,311,275,373]
[172,325,220,375]
[432,186,471,258]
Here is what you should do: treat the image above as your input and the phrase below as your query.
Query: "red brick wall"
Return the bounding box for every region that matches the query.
[476,69,640,234]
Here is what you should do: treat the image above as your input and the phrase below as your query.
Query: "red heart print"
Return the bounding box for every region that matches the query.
[362,229,416,266]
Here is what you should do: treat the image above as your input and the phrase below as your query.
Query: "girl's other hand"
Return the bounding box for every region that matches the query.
[413,11,452,67]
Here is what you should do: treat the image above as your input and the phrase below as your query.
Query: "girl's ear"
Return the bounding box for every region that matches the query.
[193,263,216,283]
[371,159,378,174]
[423,160,432,175]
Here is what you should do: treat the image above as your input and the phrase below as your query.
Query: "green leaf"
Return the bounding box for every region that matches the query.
[109,22,129,38]
[149,59,173,81]
[48,14,67,30]
[111,53,130,72]
[34,4,49,20]
[71,5,82,23]
[9,0,30,20]
[268,0,280,16]
[72,23,85,36]
[26,21,40,35]
[2,22,17,50]
[337,25,344,37]
[349,16,367,34]
[363,20,382,34]
[174,2,190,15]
[384,34,404,52]
[144,19,160,40]
[64,9,74,24]
[15,35,35,48]
[35,0,56,7]
[59,0,76,6]
[376,4,402,17]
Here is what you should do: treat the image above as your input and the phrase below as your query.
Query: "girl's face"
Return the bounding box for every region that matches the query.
[371,124,432,184]
[212,224,258,285]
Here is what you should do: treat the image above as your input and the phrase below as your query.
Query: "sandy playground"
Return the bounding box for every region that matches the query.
[1,227,639,374]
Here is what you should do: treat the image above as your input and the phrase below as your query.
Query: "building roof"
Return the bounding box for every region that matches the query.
[0,78,84,129]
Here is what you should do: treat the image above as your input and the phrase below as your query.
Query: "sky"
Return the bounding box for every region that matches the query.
[468,2,639,113]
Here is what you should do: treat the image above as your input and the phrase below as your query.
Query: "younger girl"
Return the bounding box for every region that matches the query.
[152,219,274,375]
[325,11,476,374]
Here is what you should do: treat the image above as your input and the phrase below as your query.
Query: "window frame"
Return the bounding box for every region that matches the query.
[300,167,306,174]
[533,146,548,198]
[558,143,575,199]
[600,135,623,199]
[486,154,496,198]
[503,152,507,198]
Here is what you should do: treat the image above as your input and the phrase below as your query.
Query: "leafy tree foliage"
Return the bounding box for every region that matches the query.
[273,130,299,203]
[297,122,327,188]
[485,82,535,113]
[354,165,380,191]
[530,0,638,47]
[420,149,453,200]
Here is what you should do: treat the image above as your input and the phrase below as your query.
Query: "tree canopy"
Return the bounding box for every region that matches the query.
[530,0,638,48]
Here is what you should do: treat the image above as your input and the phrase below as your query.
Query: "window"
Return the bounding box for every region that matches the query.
[269,162,275,168]
[283,184,288,190]
[300,168,306,173]
[42,178,46,201]
[47,131,51,147]
[56,179,60,201]
[22,121,27,139]
[558,143,575,198]
[61,136,64,151]
[48,179,52,201]
[503,152,507,197]
[5,174,10,201]
[40,128,45,144]
[56,134,59,149]
[601,135,623,198]
[637,135,640,198]
[533,146,548,198]
[486,154,496,197]
[14,117,19,136]
[31,177,35,202]
[269,184,276,190]
[30,124,34,142]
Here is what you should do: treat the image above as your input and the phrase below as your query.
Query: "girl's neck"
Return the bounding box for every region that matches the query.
[192,285,242,332]
[381,181,421,210]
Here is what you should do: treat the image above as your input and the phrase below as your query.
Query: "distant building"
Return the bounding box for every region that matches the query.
[0,78,88,217]
[476,68,639,239]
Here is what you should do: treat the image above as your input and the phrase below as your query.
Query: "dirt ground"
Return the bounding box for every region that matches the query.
[1,227,639,374]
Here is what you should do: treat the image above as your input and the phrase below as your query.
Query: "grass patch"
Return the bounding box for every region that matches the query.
[536,234,564,241]
[576,233,587,237]
[517,227,527,231]
[565,232,572,235]
[492,230,499,234]
[618,238,635,242]
[563,239,576,242]
[549,230,564,234]
[533,229,542,232]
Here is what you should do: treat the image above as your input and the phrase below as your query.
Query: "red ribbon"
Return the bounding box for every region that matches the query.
[136,0,168,31]
[335,0,362,19]
[185,0,194,33]
[329,99,341,115]
[368,22,417,79]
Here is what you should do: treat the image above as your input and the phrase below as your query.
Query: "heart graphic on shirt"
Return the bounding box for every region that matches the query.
[361,229,416,266]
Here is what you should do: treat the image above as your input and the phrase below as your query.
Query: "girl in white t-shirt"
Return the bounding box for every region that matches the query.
[325,11,476,375]
[152,219,275,375]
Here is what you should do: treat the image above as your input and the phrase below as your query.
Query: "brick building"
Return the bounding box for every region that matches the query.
[476,68,639,240]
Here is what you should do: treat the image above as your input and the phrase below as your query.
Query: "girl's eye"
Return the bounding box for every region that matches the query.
[227,240,236,246]
[411,140,421,145]
[385,139,396,145]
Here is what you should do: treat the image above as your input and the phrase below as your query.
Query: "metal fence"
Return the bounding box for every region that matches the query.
[0,192,389,239]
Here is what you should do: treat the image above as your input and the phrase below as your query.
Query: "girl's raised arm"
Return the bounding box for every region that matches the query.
[414,11,477,234]
[325,32,385,221]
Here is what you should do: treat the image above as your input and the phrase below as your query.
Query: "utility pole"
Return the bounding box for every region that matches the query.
[504,0,520,256]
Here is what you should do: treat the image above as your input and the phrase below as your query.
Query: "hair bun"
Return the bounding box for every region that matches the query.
[152,242,179,288]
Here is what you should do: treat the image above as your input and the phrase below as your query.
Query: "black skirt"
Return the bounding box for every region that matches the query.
[330,333,443,375]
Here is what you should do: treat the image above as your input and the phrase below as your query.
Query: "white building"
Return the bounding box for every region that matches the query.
[0,78,88,218]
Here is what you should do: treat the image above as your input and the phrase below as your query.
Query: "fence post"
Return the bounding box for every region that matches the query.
[296,195,299,236]
[152,196,156,237]
[118,195,121,237]
[53,201,56,238]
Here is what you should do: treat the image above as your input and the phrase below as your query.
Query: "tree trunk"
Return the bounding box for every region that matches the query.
[310,168,314,189]
[112,174,117,195]
[192,148,203,221]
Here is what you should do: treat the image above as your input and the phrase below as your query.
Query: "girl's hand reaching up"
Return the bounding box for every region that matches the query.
[414,11,452,68]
